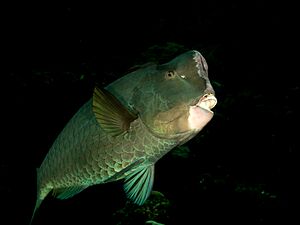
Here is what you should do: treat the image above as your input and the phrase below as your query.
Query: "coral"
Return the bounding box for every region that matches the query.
[112,191,170,225]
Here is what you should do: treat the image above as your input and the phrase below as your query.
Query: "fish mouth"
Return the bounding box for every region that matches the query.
[195,94,217,113]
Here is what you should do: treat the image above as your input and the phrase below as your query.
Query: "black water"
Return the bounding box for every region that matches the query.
[2,2,297,225]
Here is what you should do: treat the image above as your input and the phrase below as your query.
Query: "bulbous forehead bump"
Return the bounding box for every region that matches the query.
[193,50,215,94]
[192,50,208,78]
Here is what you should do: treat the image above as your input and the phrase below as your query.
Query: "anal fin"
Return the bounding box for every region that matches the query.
[124,165,155,205]
[53,186,88,200]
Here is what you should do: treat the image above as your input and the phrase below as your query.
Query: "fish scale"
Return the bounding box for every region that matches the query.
[37,100,178,194]
[31,50,217,224]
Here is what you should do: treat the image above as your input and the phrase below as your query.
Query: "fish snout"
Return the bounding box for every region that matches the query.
[198,93,217,112]
[203,78,215,96]
[204,87,215,96]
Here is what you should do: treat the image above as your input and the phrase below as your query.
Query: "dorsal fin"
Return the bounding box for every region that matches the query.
[123,165,155,205]
[93,87,138,136]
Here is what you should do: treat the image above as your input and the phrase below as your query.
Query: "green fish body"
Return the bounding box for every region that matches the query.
[31,50,217,223]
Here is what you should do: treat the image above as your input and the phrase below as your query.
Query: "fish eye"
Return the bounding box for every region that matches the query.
[165,71,175,79]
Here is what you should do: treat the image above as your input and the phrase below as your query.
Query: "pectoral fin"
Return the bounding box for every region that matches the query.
[124,165,155,205]
[93,87,138,136]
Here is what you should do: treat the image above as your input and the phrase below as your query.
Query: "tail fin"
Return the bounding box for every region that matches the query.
[30,168,49,224]
[30,198,42,225]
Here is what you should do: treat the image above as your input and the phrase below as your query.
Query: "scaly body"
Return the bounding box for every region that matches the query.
[31,50,217,223]
[37,100,177,200]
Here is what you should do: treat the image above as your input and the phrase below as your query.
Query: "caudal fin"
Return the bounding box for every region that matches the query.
[30,198,42,225]
[30,168,50,224]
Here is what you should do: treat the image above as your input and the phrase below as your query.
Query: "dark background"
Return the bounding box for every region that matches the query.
[2,1,298,225]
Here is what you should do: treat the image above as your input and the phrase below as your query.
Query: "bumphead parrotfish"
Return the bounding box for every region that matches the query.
[30,50,217,223]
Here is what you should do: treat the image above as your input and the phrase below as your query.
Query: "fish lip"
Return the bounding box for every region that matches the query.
[193,94,217,113]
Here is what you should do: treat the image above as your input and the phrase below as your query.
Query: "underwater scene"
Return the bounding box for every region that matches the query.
[2,2,297,225]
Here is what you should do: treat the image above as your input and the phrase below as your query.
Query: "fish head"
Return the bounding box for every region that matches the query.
[131,50,217,141]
